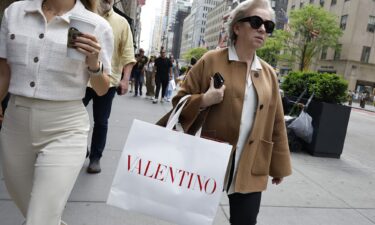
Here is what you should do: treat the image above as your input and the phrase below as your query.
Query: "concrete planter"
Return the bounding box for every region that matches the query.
[306,101,351,158]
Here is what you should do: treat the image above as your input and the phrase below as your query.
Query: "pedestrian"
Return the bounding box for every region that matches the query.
[83,0,136,174]
[129,53,139,93]
[0,0,113,224]
[132,48,148,97]
[157,0,291,224]
[360,92,366,108]
[153,48,173,103]
[165,55,179,102]
[178,57,197,87]
[348,90,353,106]
[145,56,156,99]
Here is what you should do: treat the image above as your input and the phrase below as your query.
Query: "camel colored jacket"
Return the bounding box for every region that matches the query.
[157,48,292,193]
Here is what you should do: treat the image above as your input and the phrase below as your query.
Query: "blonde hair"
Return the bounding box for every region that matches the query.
[228,0,275,43]
[80,0,97,12]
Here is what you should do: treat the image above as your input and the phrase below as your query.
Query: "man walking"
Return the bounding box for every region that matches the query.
[153,48,172,103]
[83,0,136,173]
[133,48,148,96]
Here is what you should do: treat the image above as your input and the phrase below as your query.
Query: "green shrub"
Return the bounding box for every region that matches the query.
[281,71,348,104]
[180,66,187,74]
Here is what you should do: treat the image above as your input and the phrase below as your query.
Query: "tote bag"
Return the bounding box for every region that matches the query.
[107,95,232,225]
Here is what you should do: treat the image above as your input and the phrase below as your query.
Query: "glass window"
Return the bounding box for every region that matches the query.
[300,2,304,8]
[361,46,371,63]
[271,0,276,8]
[320,0,324,7]
[367,16,375,33]
[331,0,337,5]
[334,44,342,60]
[310,0,314,3]
[321,46,328,60]
[340,15,348,30]
[291,5,295,10]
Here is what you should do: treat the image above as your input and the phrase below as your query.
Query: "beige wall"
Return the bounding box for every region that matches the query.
[287,0,375,92]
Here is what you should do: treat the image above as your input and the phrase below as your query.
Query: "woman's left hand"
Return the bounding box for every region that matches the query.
[272,177,283,185]
[73,33,101,70]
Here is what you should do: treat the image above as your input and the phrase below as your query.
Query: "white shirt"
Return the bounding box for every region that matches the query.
[227,44,261,194]
[0,0,114,101]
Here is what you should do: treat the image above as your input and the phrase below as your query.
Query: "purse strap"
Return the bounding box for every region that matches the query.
[166,95,191,130]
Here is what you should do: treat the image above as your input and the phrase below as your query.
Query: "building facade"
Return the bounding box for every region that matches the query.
[180,10,195,58]
[114,0,144,50]
[286,0,375,97]
[270,0,288,30]
[151,15,163,56]
[166,0,191,57]
[204,0,233,50]
[179,0,222,58]
[172,6,191,59]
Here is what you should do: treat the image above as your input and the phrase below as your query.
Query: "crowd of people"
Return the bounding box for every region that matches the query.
[347,90,375,108]
[0,0,293,224]
[129,47,182,103]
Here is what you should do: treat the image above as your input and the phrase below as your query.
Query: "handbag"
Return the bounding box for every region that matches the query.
[107,95,232,225]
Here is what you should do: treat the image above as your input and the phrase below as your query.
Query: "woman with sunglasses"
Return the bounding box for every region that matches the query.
[157,0,291,224]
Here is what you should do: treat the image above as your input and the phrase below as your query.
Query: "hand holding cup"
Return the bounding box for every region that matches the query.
[67,15,98,69]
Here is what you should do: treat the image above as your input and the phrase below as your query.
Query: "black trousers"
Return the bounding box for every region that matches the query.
[228,192,262,225]
[154,76,169,99]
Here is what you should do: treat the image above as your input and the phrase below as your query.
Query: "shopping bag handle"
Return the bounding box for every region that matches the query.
[166,95,191,130]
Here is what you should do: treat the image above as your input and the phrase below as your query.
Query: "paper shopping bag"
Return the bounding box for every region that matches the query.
[107,119,232,225]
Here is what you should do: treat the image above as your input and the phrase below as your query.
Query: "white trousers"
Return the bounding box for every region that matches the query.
[0,95,89,225]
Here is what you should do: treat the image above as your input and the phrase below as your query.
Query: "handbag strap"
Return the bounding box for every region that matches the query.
[166,95,191,130]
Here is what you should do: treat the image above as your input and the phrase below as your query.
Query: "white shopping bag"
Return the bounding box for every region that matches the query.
[107,96,232,225]
[169,79,176,91]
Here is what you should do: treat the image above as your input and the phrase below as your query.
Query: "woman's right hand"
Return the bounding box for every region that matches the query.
[201,78,225,108]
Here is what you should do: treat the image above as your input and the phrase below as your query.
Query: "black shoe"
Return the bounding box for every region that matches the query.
[87,159,101,174]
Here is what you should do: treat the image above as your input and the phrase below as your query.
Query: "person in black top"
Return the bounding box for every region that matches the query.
[133,48,148,96]
[153,48,172,103]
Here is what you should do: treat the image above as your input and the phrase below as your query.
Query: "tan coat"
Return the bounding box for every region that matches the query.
[157,48,292,193]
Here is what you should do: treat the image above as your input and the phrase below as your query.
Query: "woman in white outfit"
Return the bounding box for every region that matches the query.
[0,0,114,224]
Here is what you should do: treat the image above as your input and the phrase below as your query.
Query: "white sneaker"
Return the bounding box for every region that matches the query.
[160,98,165,103]
[153,99,158,104]
[167,98,171,102]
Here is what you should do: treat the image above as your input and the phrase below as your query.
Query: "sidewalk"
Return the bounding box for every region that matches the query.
[345,101,375,112]
[1,93,375,225]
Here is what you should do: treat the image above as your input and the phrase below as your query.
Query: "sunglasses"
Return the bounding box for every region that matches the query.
[238,16,275,34]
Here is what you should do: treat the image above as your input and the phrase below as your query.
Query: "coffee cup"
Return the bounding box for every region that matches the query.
[67,15,96,61]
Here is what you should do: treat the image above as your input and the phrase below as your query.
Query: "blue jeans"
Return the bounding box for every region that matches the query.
[133,69,144,96]
[82,87,116,161]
